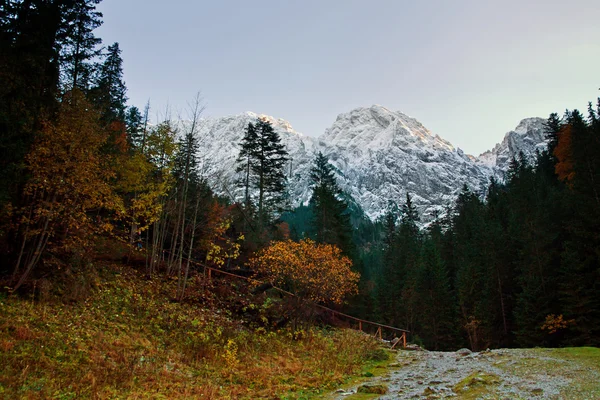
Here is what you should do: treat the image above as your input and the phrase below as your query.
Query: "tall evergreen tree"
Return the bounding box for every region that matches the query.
[236,122,259,211]
[396,193,422,333]
[90,42,127,123]
[235,119,289,231]
[451,185,488,349]
[375,203,398,323]
[0,0,65,205]
[59,0,103,91]
[415,236,457,350]
[125,105,143,148]
[556,106,600,345]
[309,152,354,256]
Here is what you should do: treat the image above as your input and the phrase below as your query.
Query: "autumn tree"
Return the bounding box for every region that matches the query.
[248,239,359,306]
[112,119,177,267]
[12,90,117,289]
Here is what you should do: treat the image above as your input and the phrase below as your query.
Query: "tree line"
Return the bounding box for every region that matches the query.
[356,105,600,350]
[0,1,241,300]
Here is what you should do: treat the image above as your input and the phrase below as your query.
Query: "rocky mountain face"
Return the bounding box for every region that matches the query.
[477,117,549,179]
[190,106,548,222]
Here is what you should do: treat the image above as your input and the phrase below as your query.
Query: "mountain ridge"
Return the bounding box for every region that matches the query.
[189,106,548,221]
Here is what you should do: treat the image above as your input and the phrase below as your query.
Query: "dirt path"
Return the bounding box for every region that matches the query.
[333,347,600,399]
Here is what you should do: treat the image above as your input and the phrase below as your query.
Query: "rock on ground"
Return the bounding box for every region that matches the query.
[332,348,600,399]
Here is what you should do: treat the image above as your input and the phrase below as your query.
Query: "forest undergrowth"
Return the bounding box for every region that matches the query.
[0,240,388,399]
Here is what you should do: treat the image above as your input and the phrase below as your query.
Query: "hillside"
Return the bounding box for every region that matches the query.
[0,247,388,399]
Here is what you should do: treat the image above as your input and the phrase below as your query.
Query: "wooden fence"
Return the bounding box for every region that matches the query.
[166,253,409,348]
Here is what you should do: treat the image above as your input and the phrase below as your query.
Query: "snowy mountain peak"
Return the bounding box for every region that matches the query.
[246,112,300,135]
[193,107,548,222]
[322,105,455,156]
[514,117,547,135]
[477,117,548,172]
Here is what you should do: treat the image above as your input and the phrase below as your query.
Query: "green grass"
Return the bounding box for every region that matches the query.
[0,260,385,399]
[452,370,502,399]
[553,347,600,398]
[493,347,600,399]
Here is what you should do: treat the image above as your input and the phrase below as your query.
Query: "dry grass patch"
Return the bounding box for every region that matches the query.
[0,261,383,399]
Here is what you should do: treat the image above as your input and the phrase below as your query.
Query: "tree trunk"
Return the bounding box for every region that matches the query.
[179,194,200,301]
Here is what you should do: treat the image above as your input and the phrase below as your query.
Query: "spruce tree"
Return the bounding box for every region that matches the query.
[545,112,562,156]
[59,0,103,91]
[396,192,422,333]
[235,119,289,231]
[0,0,65,205]
[90,42,127,123]
[236,122,259,211]
[125,106,143,148]
[309,152,354,256]
[416,237,456,350]
[375,202,398,324]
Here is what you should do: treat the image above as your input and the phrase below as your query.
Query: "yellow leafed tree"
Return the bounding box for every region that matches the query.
[13,90,118,289]
[112,122,177,248]
[248,239,359,305]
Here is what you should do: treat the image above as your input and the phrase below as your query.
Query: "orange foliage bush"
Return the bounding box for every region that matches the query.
[541,314,575,334]
[248,239,360,305]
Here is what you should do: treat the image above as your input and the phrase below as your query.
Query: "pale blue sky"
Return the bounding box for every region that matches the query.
[97,0,600,155]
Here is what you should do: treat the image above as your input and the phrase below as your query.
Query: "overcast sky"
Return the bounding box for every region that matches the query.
[96,0,600,155]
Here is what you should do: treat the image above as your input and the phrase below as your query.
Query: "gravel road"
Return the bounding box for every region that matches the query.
[333,348,600,399]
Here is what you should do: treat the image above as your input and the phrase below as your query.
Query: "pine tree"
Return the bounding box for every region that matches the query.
[236,122,259,211]
[375,202,398,323]
[400,193,419,234]
[254,119,289,229]
[545,112,562,156]
[59,0,103,91]
[90,42,127,123]
[416,236,457,350]
[0,0,65,205]
[556,107,600,345]
[309,152,354,256]
[235,119,289,231]
[125,106,143,148]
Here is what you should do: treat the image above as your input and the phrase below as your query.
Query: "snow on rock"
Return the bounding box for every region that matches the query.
[317,105,492,220]
[185,112,317,206]
[476,117,548,178]
[192,107,548,222]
